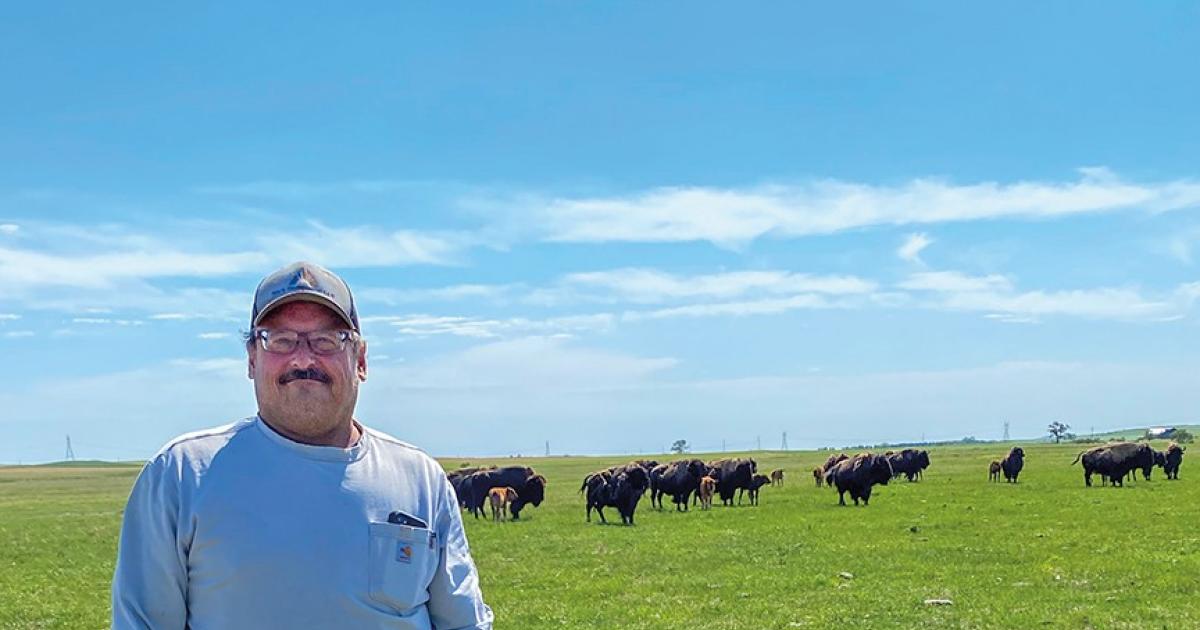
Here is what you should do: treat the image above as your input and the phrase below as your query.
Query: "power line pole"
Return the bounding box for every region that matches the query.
[781,431,789,451]
[757,435,762,451]
[544,441,550,457]
[65,435,75,462]
[1003,421,1010,441]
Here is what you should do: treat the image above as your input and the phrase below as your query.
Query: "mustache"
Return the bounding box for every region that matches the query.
[278,367,332,385]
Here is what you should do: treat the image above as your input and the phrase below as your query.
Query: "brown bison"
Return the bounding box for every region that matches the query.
[488,486,518,522]
[988,460,1002,482]
[812,467,824,487]
[1000,447,1025,483]
[698,476,716,510]
[769,468,785,486]
[825,453,894,506]
[1072,442,1155,487]
[1164,443,1185,480]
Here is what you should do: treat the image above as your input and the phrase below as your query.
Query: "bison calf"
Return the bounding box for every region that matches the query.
[988,460,1002,482]
[770,468,785,487]
[488,486,518,522]
[746,474,771,506]
[698,476,716,510]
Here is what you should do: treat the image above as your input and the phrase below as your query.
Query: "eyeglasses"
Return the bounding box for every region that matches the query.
[252,328,359,355]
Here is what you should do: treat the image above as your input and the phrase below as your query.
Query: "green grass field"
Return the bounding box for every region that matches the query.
[2,442,1197,629]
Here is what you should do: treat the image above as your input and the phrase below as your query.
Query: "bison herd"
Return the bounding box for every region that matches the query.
[445,441,1187,527]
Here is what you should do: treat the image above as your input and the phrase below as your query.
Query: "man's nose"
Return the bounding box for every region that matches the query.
[286,340,320,367]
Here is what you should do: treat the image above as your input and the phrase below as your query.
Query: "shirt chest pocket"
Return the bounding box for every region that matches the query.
[367,521,439,612]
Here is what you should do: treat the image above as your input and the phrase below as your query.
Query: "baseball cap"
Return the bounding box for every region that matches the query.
[251,261,360,332]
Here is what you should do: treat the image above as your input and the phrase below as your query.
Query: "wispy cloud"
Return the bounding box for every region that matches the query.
[533,169,1200,246]
[562,268,875,303]
[261,221,469,268]
[0,247,268,290]
[0,313,20,321]
[2,330,33,338]
[71,318,145,326]
[900,271,1013,293]
[898,232,933,264]
[623,294,835,321]
[0,224,18,235]
[364,313,616,338]
[198,332,233,340]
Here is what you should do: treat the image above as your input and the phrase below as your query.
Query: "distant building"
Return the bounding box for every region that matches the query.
[1147,427,1176,439]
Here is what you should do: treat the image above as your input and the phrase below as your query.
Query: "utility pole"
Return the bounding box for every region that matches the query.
[757,435,762,451]
[781,432,789,451]
[1003,421,1010,441]
[65,435,75,462]
[545,441,550,457]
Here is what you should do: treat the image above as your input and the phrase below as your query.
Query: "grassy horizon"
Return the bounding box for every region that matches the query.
[2,441,1197,628]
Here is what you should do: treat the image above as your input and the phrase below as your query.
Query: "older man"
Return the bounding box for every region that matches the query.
[112,262,493,629]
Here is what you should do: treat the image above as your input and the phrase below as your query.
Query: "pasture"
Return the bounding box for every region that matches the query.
[1,441,1197,629]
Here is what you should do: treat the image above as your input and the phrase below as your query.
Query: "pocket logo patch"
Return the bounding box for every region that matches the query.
[396,544,413,563]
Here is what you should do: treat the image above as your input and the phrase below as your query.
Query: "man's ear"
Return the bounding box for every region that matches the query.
[247,344,257,380]
[356,340,368,382]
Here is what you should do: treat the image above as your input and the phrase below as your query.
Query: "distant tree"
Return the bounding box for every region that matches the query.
[1048,421,1071,444]
[1174,429,1195,444]
[670,439,690,454]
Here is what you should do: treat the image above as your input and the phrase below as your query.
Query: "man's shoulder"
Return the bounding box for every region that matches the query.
[151,416,258,463]
[362,425,445,472]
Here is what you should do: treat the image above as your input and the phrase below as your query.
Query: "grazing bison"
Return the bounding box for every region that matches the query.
[769,468,785,486]
[746,473,771,506]
[888,449,931,482]
[1072,442,1155,487]
[988,460,1002,482]
[812,467,824,487]
[488,486,518,522]
[447,465,497,508]
[708,458,758,506]
[1164,443,1185,480]
[1000,447,1025,483]
[823,453,849,473]
[467,466,547,519]
[583,466,650,525]
[826,453,894,506]
[652,459,709,511]
[698,476,716,510]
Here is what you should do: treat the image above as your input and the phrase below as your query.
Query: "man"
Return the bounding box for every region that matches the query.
[112,261,493,629]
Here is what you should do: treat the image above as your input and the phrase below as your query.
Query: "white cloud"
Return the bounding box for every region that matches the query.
[941,287,1174,320]
[563,268,875,303]
[898,232,933,264]
[198,332,233,340]
[0,313,20,321]
[260,220,467,268]
[900,271,1014,293]
[365,313,616,338]
[357,284,517,306]
[623,294,834,321]
[0,246,268,290]
[0,224,18,235]
[534,170,1200,246]
[3,330,33,338]
[71,318,145,326]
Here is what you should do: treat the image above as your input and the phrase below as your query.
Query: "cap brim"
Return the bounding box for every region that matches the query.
[253,292,356,330]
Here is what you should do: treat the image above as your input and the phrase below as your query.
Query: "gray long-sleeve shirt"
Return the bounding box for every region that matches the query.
[112,416,493,629]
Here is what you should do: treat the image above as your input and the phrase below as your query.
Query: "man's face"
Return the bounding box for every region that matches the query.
[247,301,367,443]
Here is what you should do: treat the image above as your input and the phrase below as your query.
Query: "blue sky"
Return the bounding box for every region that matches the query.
[3,5,1200,463]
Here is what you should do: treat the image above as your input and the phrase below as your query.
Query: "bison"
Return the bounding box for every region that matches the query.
[488,486,518,522]
[583,466,650,525]
[1000,447,1025,483]
[651,459,709,511]
[467,466,546,519]
[746,473,771,506]
[1072,442,1155,487]
[826,453,894,506]
[887,449,930,482]
[812,467,824,487]
[988,460,1002,482]
[769,468,785,487]
[707,458,758,506]
[1164,443,1186,480]
[698,476,716,510]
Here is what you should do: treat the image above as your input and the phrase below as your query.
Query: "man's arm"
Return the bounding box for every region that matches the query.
[111,455,188,629]
[427,475,494,630]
